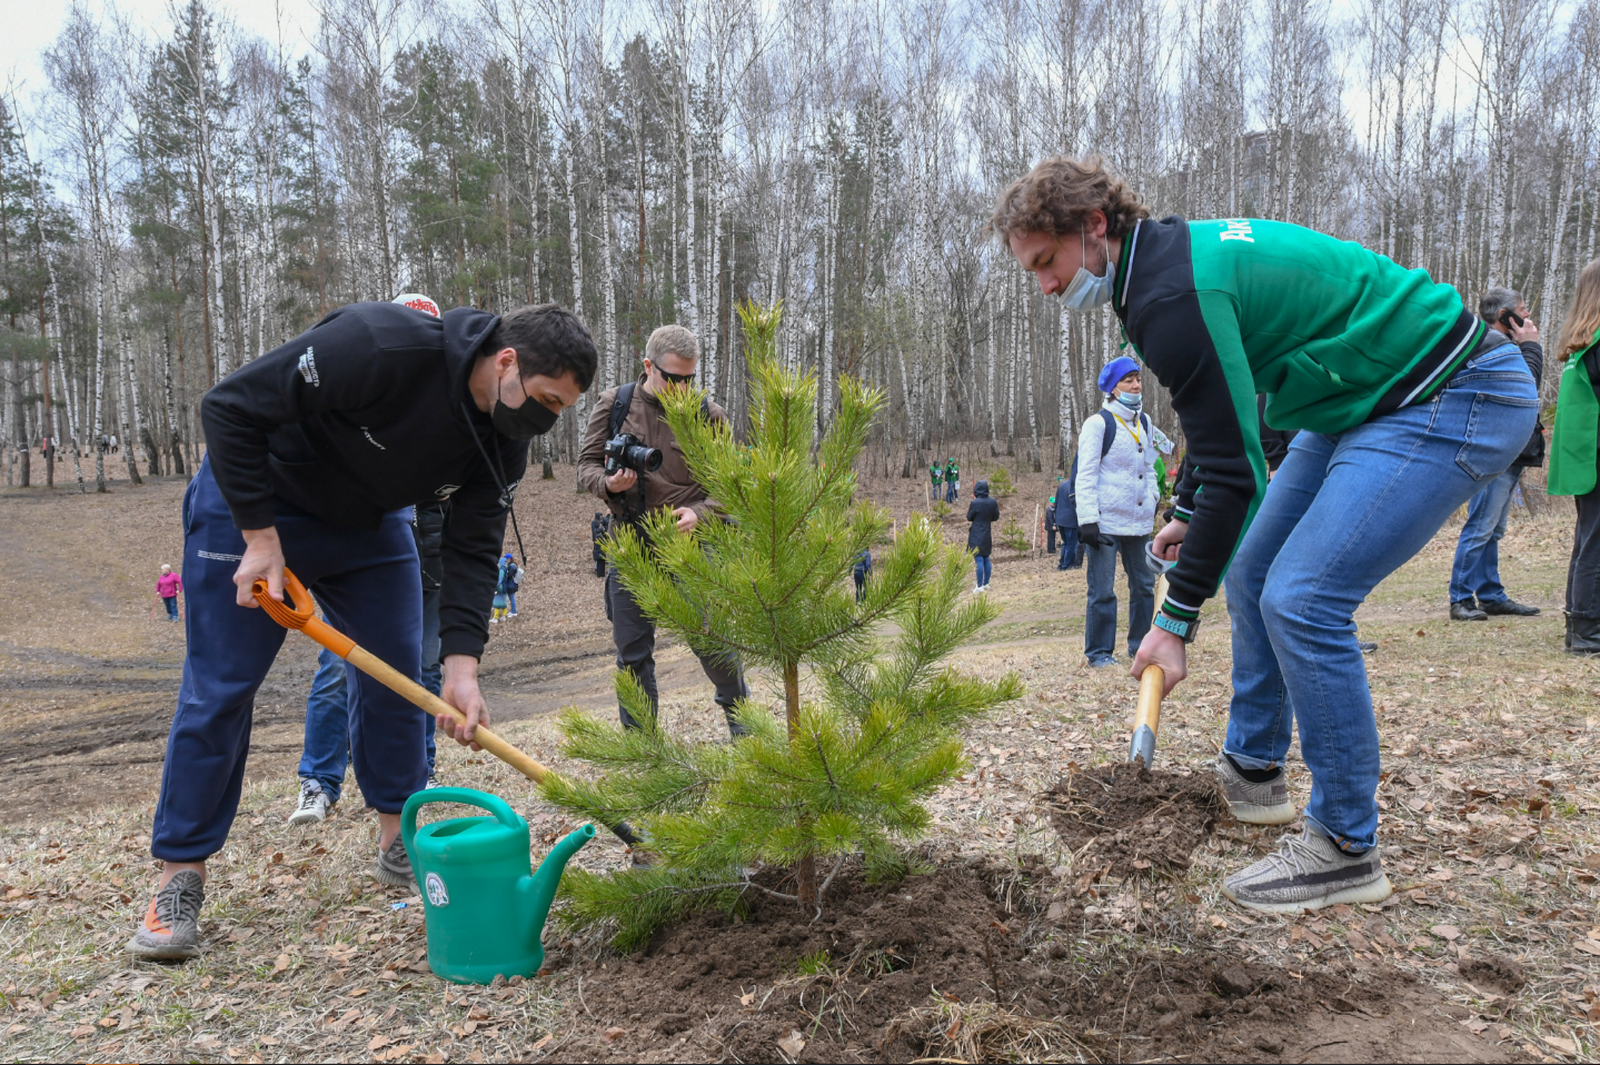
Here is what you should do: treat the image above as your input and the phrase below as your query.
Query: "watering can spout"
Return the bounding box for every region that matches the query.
[522,824,596,938]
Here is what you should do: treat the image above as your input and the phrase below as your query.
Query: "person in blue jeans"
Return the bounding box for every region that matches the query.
[967,480,999,591]
[995,156,1537,912]
[1448,288,1546,621]
[1073,357,1171,666]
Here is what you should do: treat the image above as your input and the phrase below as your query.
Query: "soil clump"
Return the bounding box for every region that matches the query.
[1044,761,1232,876]
[551,860,1525,1063]
[1459,954,1527,995]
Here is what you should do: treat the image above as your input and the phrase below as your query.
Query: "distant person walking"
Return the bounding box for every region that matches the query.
[499,553,522,618]
[1053,473,1080,569]
[1448,288,1547,621]
[944,458,960,504]
[853,548,872,602]
[1074,356,1174,667]
[1045,495,1058,554]
[1548,259,1600,655]
[967,480,999,592]
[157,564,183,622]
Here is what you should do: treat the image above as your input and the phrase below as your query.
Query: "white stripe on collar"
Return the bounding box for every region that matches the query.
[1117,220,1143,311]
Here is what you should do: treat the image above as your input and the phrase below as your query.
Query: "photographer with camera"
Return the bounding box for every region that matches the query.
[579,325,750,737]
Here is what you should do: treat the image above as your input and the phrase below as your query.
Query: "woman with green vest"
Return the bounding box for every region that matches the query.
[992,156,1538,914]
[1547,259,1600,656]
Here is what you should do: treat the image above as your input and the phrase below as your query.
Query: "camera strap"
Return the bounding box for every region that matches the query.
[460,399,529,569]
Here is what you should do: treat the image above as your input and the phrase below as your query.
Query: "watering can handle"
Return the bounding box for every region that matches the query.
[401,787,523,860]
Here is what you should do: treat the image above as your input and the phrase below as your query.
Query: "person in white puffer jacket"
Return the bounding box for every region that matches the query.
[1075,355,1174,666]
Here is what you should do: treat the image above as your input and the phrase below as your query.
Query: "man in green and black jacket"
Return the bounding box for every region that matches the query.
[994,157,1538,914]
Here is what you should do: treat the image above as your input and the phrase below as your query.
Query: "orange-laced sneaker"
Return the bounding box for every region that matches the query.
[126,871,203,960]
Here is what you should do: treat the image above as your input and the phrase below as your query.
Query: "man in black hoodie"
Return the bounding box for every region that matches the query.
[128,301,596,962]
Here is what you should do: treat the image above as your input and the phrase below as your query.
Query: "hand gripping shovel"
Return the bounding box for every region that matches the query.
[1129,544,1174,768]
[252,568,641,847]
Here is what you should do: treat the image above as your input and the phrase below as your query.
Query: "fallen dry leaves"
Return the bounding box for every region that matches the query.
[0,466,1597,1061]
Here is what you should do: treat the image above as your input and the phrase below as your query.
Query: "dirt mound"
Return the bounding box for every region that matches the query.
[1044,761,1232,876]
[1459,955,1527,995]
[549,861,1525,1063]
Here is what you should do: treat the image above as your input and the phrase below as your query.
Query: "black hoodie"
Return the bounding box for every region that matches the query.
[200,302,527,660]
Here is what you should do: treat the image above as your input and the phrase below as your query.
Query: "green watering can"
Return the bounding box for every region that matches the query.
[401,786,594,985]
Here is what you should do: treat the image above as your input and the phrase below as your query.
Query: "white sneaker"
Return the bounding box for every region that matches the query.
[288,779,332,825]
[425,771,442,789]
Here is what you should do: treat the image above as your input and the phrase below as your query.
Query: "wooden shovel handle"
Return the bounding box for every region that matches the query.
[1135,664,1164,737]
[252,569,551,785]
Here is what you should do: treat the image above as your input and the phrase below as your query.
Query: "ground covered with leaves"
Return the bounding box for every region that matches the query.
[1,461,1597,1062]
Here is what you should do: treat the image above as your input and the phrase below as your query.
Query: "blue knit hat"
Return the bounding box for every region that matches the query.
[1098,356,1142,395]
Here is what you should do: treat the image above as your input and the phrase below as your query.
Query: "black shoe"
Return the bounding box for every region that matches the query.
[1450,599,1488,621]
[1480,598,1540,617]
[1357,640,1377,654]
[1569,613,1600,656]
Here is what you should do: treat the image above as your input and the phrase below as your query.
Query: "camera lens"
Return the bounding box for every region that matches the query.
[629,445,663,473]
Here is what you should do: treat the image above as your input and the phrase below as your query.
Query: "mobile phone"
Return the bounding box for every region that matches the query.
[1499,309,1524,330]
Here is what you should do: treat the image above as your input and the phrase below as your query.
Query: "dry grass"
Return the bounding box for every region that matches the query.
[2,464,1598,1062]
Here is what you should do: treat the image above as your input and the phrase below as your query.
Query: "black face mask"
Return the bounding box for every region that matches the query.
[491,373,560,439]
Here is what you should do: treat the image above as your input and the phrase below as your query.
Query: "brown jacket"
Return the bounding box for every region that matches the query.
[578,374,728,523]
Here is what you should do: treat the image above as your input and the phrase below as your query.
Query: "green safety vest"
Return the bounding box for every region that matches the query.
[1547,328,1600,497]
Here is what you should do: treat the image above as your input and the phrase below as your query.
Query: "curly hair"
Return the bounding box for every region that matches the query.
[990,156,1151,244]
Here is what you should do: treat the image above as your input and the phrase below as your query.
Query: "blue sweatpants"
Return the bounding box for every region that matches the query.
[151,458,427,862]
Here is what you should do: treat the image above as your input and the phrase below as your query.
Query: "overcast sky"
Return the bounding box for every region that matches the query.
[3,0,323,108]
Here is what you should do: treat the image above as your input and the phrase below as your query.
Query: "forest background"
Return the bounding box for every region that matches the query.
[1,0,1598,494]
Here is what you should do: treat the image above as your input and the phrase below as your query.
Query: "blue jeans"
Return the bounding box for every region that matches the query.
[301,579,443,800]
[299,647,352,801]
[152,458,426,862]
[1223,345,1537,853]
[506,592,518,614]
[974,554,992,586]
[945,482,957,503]
[1449,466,1522,603]
[1084,534,1155,662]
[163,595,180,620]
[1058,529,1081,569]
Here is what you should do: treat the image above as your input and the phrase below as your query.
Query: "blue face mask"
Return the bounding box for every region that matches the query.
[1115,391,1143,412]
[1061,229,1116,311]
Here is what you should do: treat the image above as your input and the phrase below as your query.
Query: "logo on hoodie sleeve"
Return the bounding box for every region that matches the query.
[297,348,320,387]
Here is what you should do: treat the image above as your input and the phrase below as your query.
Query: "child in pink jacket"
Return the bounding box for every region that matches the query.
[157,565,183,622]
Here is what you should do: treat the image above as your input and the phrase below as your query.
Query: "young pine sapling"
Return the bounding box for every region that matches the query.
[542,303,1022,947]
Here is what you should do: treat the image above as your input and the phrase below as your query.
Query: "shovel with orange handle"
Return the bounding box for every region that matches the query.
[252,568,641,846]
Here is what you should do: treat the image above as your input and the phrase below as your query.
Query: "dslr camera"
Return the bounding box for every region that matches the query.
[603,433,663,477]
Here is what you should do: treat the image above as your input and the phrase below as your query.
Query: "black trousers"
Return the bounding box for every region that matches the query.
[1569,485,1600,619]
[606,567,748,735]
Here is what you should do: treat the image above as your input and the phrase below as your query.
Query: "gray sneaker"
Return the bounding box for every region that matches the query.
[1213,754,1295,825]
[127,871,204,960]
[372,834,416,889]
[1222,826,1392,914]
[288,778,333,825]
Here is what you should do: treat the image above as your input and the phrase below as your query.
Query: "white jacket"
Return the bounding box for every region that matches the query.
[1074,401,1174,537]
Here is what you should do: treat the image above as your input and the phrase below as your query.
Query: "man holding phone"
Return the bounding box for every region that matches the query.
[1448,288,1547,621]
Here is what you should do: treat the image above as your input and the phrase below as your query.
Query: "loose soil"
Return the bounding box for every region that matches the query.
[1044,761,1233,876]
[554,860,1525,1063]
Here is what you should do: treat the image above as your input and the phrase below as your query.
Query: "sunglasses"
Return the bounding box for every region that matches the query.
[651,363,696,386]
